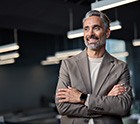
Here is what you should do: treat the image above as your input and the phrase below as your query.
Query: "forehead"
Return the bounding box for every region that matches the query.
[83,16,103,27]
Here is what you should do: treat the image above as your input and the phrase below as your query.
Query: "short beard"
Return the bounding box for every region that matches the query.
[85,39,106,50]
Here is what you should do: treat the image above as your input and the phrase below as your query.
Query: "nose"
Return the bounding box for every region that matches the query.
[88,28,94,36]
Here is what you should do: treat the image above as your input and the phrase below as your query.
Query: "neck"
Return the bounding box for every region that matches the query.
[87,47,105,58]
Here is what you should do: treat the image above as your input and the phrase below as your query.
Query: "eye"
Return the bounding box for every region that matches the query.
[84,26,89,32]
[94,26,101,31]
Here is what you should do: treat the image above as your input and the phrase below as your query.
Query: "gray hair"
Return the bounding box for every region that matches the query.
[82,10,110,30]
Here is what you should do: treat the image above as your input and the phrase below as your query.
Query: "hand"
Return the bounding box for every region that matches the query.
[108,83,127,96]
[56,86,82,103]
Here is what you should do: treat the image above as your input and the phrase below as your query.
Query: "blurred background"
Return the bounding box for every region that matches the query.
[0,0,140,123]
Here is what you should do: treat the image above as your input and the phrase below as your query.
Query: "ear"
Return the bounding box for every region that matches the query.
[106,29,111,38]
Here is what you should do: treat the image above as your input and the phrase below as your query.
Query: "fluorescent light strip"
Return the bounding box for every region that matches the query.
[0,59,15,65]
[110,20,122,31]
[67,29,84,39]
[47,56,68,61]
[41,49,82,66]
[67,20,121,39]
[41,56,60,65]
[55,49,82,57]
[41,60,60,65]
[132,39,140,46]
[46,56,60,61]
[0,43,19,53]
[0,52,19,60]
[111,51,129,58]
[91,0,138,11]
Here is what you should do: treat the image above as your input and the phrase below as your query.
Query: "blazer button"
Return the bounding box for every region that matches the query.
[84,119,89,123]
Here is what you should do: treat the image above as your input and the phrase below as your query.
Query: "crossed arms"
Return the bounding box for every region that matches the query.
[55,60,133,117]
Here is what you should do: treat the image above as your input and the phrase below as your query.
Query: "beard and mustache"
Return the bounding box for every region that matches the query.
[84,35,106,50]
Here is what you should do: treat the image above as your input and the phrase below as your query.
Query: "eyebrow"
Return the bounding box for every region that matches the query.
[84,24,102,29]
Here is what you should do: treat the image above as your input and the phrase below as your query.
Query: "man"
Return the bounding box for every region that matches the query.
[55,10,133,124]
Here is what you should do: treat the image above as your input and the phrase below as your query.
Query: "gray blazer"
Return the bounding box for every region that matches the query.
[55,49,133,124]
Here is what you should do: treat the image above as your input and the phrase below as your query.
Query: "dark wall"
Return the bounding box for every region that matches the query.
[132,46,140,100]
[0,65,59,112]
[126,41,140,100]
[0,29,85,113]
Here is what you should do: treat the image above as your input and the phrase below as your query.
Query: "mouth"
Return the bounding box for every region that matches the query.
[87,38,98,44]
[86,35,99,43]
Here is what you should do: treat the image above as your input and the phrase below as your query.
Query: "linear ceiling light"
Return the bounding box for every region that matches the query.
[67,29,84,39]
[111,51,129,58]
[110,20,122,31]
[132,39,140,46]
[67,20,121,39]
[0,43,19,53]
[41,56,60,65]
[0,52,19,61]
[46,56,60,61]
[0,59,15,65]
[55,49,82,58]
[41,60,60,65]
[41,49,82,66]
[91,0,138,11]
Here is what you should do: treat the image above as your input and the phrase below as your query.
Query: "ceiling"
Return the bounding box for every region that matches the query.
[0,0,140,42]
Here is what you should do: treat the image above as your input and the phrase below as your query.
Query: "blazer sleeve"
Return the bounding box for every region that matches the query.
[55,60,101,118]
[88,63,133,116]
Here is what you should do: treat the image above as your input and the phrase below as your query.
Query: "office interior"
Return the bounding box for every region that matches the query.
[0,0,140,123]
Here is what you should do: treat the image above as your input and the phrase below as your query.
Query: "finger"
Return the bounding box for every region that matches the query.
[108,89,124,96]
[119,87,126,92]
[58,99,68,103]
[57,94,66,99]
[58,88,69,92]
[112,88,124,94]
[114,88,126,95]
[57,91,67,96]
[113,85,126,91]
[117,86,126,92]
[114,84,124,88]
[115,86,125,91]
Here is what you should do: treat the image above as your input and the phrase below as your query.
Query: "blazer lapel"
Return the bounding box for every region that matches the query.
[93,52,115,96]
[76,49,92,94]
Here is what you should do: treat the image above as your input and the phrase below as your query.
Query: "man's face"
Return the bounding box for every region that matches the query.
[83,16,110,51]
